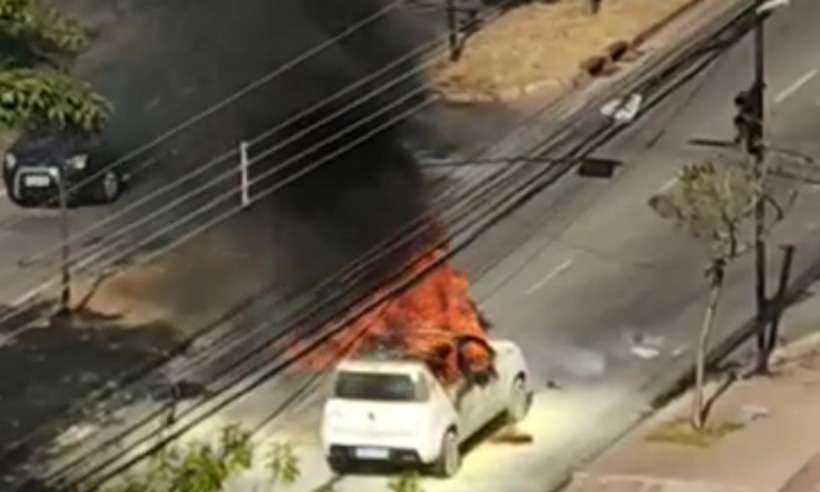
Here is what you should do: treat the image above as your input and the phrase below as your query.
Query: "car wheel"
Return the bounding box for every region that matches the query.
[506,376,529,423]
[94,170,121,203]
[327,457,347,475]
[432,429,460,478]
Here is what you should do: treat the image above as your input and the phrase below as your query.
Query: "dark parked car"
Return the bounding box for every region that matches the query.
[2,128,127,207]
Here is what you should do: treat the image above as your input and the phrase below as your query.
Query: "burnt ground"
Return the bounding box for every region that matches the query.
[0,306,182,468]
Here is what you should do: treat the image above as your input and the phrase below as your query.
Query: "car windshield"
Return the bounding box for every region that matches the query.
[10,127,94,162]
[334,371,423,401]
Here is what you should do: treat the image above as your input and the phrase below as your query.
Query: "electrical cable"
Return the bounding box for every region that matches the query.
[0,64,569,472]
[0,88,433,333]
[3,14,748,480]
[29,96,559,489]
[16,27,446,268]
[36,73,643,486]
[9,6,756,484]
[0,0,525,337]
[0,0,407,219]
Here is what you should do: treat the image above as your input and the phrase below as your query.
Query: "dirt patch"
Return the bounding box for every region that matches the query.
[645,417,744,448]
[772,345,820,385]
[432,0,696,97]
[491,426,535,445]
[78,224,276,330]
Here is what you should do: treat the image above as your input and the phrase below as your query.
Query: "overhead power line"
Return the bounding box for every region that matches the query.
[6,1,760,484]
[0,0,407,224]
[0,0,521,340]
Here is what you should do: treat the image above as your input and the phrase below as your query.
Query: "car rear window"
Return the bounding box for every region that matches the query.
[334,371,422,401]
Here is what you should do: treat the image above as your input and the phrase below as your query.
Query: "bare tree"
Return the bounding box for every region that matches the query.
[648,153,794,430]
[582,0,600,15]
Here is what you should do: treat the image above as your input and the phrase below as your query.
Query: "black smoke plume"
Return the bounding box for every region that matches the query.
[56,0,438,313]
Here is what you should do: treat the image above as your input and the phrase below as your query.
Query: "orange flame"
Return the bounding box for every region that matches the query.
[291,247,493,385]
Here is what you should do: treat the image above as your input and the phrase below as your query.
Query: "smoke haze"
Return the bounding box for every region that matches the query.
[55,0,438,317]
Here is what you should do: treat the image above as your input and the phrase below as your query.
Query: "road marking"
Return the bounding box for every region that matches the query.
[0,187,6,197]
[524,255,575,295]
[659,177,677,192]
[774,69,818,105]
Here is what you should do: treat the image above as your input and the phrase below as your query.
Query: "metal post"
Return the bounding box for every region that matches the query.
[769,245,795,350]
[752,3,768,363]
[446,0,458,61]
[240,141,250,208]
[52,169,71,314]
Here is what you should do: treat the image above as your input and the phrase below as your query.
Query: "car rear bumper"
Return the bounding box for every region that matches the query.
[321,432,439,464]
[328,444,425,465]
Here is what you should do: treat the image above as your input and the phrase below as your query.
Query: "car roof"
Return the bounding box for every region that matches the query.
[336,358,428,375]
[10,128,93,161]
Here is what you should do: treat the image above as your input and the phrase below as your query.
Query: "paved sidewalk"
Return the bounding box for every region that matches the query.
[565,329,820,492]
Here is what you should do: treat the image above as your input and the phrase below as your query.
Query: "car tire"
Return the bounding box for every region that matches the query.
[432,429,460,478]
[93,170,121,204]
[327,457,347,475]
[506,376,530,423]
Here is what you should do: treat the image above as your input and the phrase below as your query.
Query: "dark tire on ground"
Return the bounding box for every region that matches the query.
[93,169,121,204]
[431,428,460,478]
[327,457,348,475]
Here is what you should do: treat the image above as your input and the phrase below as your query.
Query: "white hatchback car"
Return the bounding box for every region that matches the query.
[320,339,530,477]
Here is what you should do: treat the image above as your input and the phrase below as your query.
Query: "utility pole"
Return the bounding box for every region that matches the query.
[50,168,71,315]
[748,0,790,372]
[751,0,768,372]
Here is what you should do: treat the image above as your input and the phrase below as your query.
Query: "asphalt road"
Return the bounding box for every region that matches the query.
[6,0,820,490]
[225,1,820,490]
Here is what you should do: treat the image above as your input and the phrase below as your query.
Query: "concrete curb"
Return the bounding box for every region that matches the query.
[563,231,820,492]
[437,0,707,105]
[569,472,755,492]
[651,251,820,410]
[779,452,820,492]
[771,331,820,364]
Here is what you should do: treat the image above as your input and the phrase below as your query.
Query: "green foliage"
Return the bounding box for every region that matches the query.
[100,424,254,492]
[0,0,111,132]
[265,441,300,488]
[646,417,744,448]
[0,0,89,63]
[387,472,425,492]
[0,67,111,131]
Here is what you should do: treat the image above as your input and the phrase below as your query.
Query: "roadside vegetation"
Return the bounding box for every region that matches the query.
[0,0,111,133]
[93,424,425,492]
[648,150,799,430]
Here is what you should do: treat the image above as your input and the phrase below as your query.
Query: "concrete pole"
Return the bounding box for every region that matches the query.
[51,168,71,314]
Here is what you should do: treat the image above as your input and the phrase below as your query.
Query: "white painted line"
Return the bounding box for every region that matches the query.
[659,177,677,192]
[524,255,575,295]
[774,69,818,105]
[0,187,6,197]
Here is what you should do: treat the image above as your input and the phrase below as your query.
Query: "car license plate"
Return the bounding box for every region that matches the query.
[355,447,389,460]
[24,175,51,187]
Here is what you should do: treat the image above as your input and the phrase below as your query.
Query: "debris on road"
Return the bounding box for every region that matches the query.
[739,404,770,422]
[567,331,820,492]
[630,345,661,359]
[492,428,534,445]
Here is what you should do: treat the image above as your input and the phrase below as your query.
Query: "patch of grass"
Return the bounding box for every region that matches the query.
[645,418,744,448]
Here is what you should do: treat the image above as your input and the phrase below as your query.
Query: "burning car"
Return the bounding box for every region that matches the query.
[320,338,530,477]
[2,128,126,207]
